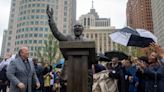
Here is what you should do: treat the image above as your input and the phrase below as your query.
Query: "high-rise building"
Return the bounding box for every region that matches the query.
[1,30,8,57]
[78,1,115,53]
[126,0,153,32]
[3,0,76,57]
[151,0,164,47]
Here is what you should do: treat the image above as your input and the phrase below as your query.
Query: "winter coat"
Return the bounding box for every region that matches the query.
[7,57,39,92]
[144,65,164,92]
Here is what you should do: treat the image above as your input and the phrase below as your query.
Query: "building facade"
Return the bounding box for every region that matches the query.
[78,3,115,53]
[1,30,8,57]
[83,27,115,54]
[3,0,76,57]
[79,8,111,29]
[151,0,164,47]
[126,0,153,32]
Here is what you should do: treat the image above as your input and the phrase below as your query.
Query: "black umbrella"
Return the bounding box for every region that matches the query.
[97,53,110,61]
[105,51,128,61]
[56,64,63,68]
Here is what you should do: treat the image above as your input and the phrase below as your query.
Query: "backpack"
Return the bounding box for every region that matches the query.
[0,65,8,81]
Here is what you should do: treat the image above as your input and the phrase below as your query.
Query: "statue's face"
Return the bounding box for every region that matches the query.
[73,24,83,37]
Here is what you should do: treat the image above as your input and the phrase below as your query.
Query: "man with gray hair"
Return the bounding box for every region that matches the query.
[7,47,40,92]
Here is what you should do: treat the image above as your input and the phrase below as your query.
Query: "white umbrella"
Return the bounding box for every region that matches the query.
[136,29,157,42]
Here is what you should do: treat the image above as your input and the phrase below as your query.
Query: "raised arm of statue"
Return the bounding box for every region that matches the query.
[46,5,67,41]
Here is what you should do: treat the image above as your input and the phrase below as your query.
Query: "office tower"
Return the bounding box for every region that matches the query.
[126,0,153,32]
[1,30,8,57]
[151,0,164,47]
[3,0,76,57]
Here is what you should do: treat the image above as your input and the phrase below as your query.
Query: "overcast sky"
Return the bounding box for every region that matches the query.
[0,0,128,54]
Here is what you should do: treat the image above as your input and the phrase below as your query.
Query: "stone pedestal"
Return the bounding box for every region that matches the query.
[59,41,95,92]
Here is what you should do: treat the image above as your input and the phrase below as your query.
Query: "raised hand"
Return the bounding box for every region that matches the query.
[149,42,160,52]
[46,5,54,19]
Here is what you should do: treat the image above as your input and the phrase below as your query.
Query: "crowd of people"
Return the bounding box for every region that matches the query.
[0,47,66,92]
[0,43,164,92]
[92,43,164,92]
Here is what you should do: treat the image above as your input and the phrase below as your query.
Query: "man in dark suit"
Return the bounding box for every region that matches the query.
[7,47,40,92]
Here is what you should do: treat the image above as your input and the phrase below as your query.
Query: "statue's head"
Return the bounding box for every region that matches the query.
[73,24,84,38]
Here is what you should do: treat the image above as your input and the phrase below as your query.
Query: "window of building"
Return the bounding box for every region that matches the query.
[64,7,67,11]
[17,41,19,45]
[35,27,38,31]
[36,15,39,19]
[40,21,44,25]
[34,34,38,37]
[88,18,90,26]
[64,1,67,5]
[28,4,31,8]
[41,9,45,13]
[32,4,36,7]
[64,18,67,22]
[25,34,28,38]
[64,12,67,16]
[32,9,35,13]
[25,27,29,31]
[41,4,45,7]
[7,48,10,52]
[29,40,32,44]
[30,27,33,31]
[21,40,23,44]
[44,40,47,44]
[31,21,34,25]
[36,9,40,13]
[84,18,86,26]
[24,5,27,9]
[37,4,40,7]
[22,28,25,32]
[31,46,34,51]
[17,35,20,39]
[31,15,35,19]
[21,34,24,38]
[39,34,43,37]
[41,15,44,19]
[33,40,37,44]
[45,28,48,31]
[24,40,28,44]
[39,40,42,44]
[29,34,33,37]
[44,34,48,37]
[40,27,43,31]
[7,43,11,46]
[35,21,39,25]
[35,46,38,50]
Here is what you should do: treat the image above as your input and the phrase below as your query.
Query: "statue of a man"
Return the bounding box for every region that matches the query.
[46,5,85,41]
[46,5,93,92]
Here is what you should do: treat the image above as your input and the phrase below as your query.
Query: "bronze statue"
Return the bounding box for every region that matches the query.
[46,5,93,92]
[46,5,85,41]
